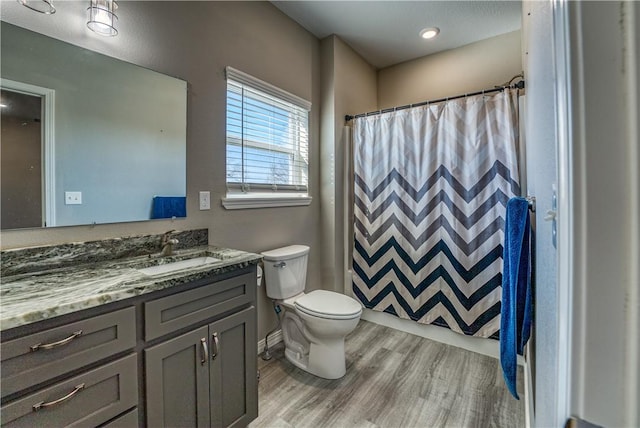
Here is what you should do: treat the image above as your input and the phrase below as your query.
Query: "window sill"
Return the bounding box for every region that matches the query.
[221,195,312,210]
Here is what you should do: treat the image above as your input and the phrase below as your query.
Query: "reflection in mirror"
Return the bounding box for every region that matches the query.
[0,23,187,230]
[1,89,43,229]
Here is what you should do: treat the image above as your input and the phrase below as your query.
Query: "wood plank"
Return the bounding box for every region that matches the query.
[251,320,524,428]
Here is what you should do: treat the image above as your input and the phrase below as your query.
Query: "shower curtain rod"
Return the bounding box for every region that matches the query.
[344,79,525,122]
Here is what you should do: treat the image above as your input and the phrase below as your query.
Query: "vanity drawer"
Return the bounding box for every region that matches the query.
[1,354,137,428]
[100,407,139,427]
[1,307,136,397]
[145,272,254,340]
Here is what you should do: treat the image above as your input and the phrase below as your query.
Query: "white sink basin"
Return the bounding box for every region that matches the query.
[137,256,220,276]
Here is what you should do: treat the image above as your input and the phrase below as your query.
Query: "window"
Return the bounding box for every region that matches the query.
[223,67,311,209]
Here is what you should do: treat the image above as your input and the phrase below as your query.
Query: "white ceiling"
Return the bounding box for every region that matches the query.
[271,1,522,69]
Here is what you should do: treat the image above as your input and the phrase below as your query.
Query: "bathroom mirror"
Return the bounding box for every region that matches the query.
[0,23,187,230]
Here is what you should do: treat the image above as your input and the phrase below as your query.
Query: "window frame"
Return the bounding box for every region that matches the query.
[222,67,311,209]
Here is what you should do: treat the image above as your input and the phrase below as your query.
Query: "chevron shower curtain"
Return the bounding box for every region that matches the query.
[352,90,521,338]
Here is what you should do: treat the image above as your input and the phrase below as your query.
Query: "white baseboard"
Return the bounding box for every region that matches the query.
[257,329,283,356]
[260,311,526,367]
[361,309,525,365]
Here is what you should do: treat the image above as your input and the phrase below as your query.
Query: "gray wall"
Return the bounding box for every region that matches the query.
[320,35,377,293]
[524,1,640,426]
[1,23,187,227]
[0,1,322,342]
[378,31,522,108]
[567,2,639,426]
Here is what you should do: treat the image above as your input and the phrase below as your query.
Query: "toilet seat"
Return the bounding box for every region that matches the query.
[294,290,362,320]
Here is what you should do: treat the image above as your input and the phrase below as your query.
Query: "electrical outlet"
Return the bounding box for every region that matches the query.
[199,191,210,210]
[65,191,82,205]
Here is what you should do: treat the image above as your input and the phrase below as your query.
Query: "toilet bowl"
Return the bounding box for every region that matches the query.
[261,246,362,379]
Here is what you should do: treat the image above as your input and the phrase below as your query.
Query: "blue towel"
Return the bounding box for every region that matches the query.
[152,196,186,219]
[500,197,533,400]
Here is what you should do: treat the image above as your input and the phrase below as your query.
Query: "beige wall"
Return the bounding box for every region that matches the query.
[319,35,377,292]
[0,1,321,341]
[377,31,522,109]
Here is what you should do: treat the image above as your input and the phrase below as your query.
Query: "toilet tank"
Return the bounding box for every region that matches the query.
[261,245,309,299]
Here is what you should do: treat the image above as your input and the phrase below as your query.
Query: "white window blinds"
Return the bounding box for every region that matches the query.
[225,67,310,194]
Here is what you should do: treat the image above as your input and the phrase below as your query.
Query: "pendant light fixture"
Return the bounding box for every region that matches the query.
[87,0,118,37]
[17,0,56,14]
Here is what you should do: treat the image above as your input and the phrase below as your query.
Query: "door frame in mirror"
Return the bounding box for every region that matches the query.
[1,78,55,227]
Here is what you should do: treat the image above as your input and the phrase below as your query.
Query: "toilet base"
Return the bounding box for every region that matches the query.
[284,338,347,379]
[281,312,349,379]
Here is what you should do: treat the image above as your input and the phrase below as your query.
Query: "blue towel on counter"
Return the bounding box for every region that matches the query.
[500,197,533,400]
[152,196,186,219]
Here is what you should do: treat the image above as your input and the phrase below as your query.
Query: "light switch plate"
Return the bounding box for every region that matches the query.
[199,191,210,210]
[65,191,82,205]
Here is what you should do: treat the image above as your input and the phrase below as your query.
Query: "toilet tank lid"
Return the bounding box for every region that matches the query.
[261,245,310,261]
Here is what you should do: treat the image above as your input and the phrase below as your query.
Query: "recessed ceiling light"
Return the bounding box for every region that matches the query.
[0,104,7,108]
[419,27,440,40]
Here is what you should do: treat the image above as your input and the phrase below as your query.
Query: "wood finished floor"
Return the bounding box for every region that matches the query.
[250,320,524,428]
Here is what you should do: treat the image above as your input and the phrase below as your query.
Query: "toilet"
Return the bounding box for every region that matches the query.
[261,245,362,379]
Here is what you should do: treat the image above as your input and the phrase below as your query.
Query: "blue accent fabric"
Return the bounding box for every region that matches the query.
[500,197,533,399]
[152,196,186,219]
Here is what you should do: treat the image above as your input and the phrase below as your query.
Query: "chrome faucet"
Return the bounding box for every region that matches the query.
[160,230,179,256]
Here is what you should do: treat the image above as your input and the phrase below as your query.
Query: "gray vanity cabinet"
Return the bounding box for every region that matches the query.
[1,307,136,398]
[145,325,211,427]
[144,270,258,428]
[1,354,137,427]
[209,307,257,428]
[0,308,138,427]
[1,266,259,428]
[145,306,257,428]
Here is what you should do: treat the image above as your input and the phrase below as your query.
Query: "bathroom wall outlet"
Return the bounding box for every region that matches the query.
[65,191,82,205]
[199,191,210,210]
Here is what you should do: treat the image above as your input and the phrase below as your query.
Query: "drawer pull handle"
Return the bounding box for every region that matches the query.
[211,332,219,360]
[32,383,85,411]
[200,338,208,365]
[30,330,83,352]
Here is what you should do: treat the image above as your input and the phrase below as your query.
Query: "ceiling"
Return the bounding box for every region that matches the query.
[271,1,522,69]
[0,1,522,72]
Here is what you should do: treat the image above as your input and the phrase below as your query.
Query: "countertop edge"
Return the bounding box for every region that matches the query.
[0,246,262,332]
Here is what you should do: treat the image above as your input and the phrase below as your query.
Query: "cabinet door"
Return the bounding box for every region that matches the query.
[145,326,210,428]
[209,307,257,428]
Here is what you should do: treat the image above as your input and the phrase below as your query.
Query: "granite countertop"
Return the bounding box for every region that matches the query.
[0,245,262,332]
